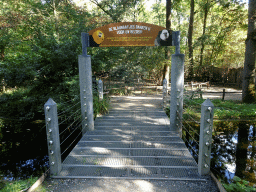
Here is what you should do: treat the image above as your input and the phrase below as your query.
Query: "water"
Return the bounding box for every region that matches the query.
[0,118,82,180]
[0,119,49,180]
[183,121,256,184]
[1,118,255,185]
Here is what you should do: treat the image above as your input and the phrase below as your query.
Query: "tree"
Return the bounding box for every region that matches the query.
[187,0,195,79]
[198,0,214,70]
[90,0,141,22]
[162,0,172,85]
[242,0,256,103]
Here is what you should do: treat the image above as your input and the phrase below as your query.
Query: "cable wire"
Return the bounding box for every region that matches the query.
[57,101,81,117]
[182,134,199,157]
[58,107,81,126]
[61,124,83,156]
[57,95,80,106]
[59,114,82,136]
[60,120,83,146]
[183,119,200,137]
[182,124,199,146]
[185,113,200,124]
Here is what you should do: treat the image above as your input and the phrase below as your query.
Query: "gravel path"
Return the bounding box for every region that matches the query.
[189,85,242,101]
[38,177,219,192]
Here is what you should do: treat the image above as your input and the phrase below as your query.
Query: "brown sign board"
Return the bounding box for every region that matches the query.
[88,22,172,47]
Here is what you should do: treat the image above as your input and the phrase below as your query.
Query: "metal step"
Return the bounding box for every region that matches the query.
[56,165,205,181]
[85,130,179,136]
[63,156,197,167]
[75,141,187,149]
[80,136,182,142]
[69,148,192,157]
[56,96,203,181]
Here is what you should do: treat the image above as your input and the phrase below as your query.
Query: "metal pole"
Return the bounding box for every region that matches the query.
[79,55,88,135]
[169,53,185,137]
[198,98,214,175]
[79,32,94,134]
[98,79,103,100]
[163,78,168,108]
[44,98,61,176]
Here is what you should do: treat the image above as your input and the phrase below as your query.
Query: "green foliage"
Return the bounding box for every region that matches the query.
[93,95,110,119]
[0,176,38,192]
[223,176,256,192]
[213,100,256,119]
[109,88,130,96]
[182,98,256,120]
[0,87,41,121]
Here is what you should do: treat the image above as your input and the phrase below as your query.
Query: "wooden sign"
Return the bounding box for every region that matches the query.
[88,22,172,47]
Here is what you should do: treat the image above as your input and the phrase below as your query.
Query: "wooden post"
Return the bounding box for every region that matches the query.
[198,99,214,175]
[222,89,225,101]
[44,98,62,176]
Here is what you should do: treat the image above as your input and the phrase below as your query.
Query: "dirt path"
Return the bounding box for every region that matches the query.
[186,85,242,101]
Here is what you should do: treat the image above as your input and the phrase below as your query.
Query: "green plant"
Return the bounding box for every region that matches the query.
[223,176,256,192]
[93,95,110,119]
[180,98,256,121]
[0,176,38,192]
[109,88,128,96]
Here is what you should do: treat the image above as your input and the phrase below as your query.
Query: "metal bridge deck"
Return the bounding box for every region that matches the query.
[54,95,205,180]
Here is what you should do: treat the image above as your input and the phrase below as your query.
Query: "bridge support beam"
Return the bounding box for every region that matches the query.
[169,53,185,137]
[198,99,214,175]
[44,98,62,176]
[79,33,94,134]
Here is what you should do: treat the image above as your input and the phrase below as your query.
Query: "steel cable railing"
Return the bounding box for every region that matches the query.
[181,95,229,179]
[56,98,84,160]
[44,95,88,175]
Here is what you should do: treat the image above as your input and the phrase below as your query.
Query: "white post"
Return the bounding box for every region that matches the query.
[169,54,185,137]
[98,79,103,100]
[163,78,168,108]
[170,31,184,137]
[198,99,214,175]
[79,32,94,133]
[44,98,62,176]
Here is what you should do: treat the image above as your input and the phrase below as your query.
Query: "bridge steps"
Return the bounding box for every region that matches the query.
[54,96,205,180]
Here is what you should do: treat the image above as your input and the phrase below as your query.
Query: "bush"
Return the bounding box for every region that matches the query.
[93,95,110,119]
[223,176,256,192]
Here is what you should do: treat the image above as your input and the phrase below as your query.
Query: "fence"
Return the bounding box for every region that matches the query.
[44,79,106,176]
[44,97,84,176]
[185,66,243,87]
[163,78,214,175]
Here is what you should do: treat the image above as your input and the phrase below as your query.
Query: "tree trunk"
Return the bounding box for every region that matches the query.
[199,1,209,70]
[53,0,59,35]
[242,0,256,103]
[235,122,249,178]
[187,0,195,80]
[162,0,171,85]
[0,48,4,61]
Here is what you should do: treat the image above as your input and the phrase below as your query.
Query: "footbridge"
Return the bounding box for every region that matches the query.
[49,95,209,181]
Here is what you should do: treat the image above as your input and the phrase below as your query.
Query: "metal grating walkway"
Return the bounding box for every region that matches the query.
[54,95,205,180]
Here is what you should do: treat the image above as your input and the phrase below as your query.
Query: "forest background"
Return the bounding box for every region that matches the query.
[0,0,250,97]
[0,0,255,188]
[1,0,253,128]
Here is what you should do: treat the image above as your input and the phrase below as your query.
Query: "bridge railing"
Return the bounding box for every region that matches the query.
[44,96,85,176]
[163,79,214,175]
[44,80,107,176]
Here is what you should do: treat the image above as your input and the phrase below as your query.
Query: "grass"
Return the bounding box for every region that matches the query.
[181,98,256,121]
[223,176,256,192]
[0,176,39,192]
